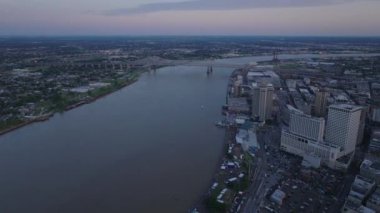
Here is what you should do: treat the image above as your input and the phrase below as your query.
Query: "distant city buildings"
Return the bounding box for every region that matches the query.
[251,83,274,122]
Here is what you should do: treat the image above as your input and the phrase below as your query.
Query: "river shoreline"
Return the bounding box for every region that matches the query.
[0,78,138,136]
[191,129,232,212]
[2,52,379,137]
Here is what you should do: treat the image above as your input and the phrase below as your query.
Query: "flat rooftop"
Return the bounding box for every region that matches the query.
[329,104,362,112]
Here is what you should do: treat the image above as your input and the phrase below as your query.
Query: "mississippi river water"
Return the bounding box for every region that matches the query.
[0,54,377,212]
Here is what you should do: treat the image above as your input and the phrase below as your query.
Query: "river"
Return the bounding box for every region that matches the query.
[0,53,377,212]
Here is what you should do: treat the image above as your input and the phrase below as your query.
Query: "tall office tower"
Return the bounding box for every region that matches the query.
[325,104,362,156]
[313,89,329,117]
[251,83,274,122]
[289,112,325,141]
[232,81,241,97]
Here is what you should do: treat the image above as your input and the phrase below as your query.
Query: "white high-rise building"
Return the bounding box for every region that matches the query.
[325,104,362,156]
[280,105,362,171]
[280,111,340,169]
[289,112,325,141]
[251,83,274,122]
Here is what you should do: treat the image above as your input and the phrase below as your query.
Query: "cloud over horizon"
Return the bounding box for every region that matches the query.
[104,0,360,15]
[1,0,379,36]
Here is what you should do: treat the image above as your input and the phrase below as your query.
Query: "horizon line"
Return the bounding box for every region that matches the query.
[1,34,380,38]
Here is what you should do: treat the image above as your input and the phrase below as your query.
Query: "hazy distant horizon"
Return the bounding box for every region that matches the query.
[1,0,380,36]
[1,35,380,38]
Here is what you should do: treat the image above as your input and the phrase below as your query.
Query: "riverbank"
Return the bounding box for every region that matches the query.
[190,129,232,212]
[0,76,140,136]
[192,125,252,213]
[2,52,379,137]
[65,78,138,111]
[191,68,248,213]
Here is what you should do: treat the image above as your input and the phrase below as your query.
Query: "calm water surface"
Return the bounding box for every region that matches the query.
[0,64,233,212]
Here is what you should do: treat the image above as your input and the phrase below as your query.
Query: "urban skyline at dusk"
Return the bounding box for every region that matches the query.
[1,0,380,36]
[1,1,380,213]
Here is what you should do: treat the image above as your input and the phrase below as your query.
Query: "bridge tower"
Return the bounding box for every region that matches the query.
[207,65,213,75]
[272,51,278,61]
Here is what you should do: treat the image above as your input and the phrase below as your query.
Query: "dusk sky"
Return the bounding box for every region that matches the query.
[1,0,380,36]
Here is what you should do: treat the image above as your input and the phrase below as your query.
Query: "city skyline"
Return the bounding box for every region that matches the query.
[1,0,380,36]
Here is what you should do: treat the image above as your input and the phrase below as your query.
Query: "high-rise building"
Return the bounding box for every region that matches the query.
[356,107,367,145]
[251,83,274,122]
[325,104,362,156]
[280,104,362,171]
[313,89,329,117]
[280,111,340,169]
[232,81,241,97]
[289,112,325,141]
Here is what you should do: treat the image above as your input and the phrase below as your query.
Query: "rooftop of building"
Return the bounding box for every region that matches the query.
[336,152,355,164]
[361,159,380,172]
[247,72,265,77]
[343,200,376,213]
[251,82,274,88]
[290,110,325,121]
[350,175,375,193]
[286,104,301,112]
[329,104,362,112]
[271,189,286,201]
[357,205,376,213]
[368,188,380,206]
[228,97,248,104]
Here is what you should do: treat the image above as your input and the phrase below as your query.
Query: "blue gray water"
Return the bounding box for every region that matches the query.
[0,65,233,212]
